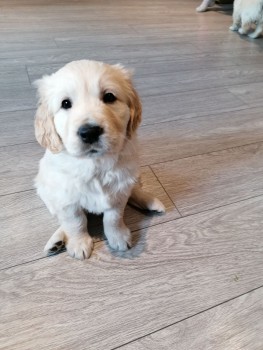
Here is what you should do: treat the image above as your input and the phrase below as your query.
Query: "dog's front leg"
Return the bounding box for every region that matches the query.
[45,206,93,260]
[103,207,131,251]
[196,0,215,12]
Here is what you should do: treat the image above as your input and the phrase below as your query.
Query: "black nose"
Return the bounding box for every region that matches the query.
[77,124,104,144]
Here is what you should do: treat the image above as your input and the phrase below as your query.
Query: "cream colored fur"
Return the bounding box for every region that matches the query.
[230,0,263,38]
[34,60,165,260]
[196,0,215,12]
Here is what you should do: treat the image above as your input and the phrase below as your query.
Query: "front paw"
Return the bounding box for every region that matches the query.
[248,32,261,39]
[229,25,238,31]
[44,227,66,256]
[238,28,246,35]
[107,227,132,252]
[66,234,93,260]
[196,6,207,12]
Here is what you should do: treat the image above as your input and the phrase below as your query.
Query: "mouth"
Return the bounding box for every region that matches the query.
[82,147,104,157]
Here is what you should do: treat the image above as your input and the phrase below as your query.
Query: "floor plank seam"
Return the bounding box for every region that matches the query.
[178,192,263,219]
[0,140,36,149]
[24,64,32,85]
[149,165,183,217]
[25,64,33,85]
[0,107,35,115]
[0,256,47,273]
[142,79,263,98]
[139,104,253,128]
[146,139,263,167]
[110,284,263,350]
[0,188,34,198]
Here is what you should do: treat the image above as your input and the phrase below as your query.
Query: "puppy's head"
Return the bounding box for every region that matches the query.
[34,60,142,157]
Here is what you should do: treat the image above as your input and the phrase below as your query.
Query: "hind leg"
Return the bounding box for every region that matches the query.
[129,183,165,213]
[248,21,263,39]
[238,22,251,35]
[230,13,241,31]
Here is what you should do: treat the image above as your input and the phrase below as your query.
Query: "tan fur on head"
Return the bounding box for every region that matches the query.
[126,85,142,139]
[35,100,63,153]
[110,64,142,139]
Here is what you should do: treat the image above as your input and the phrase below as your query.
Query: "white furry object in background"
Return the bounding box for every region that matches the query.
[34,60,165,260]
[230,0,263,38]
[196,0,215,12]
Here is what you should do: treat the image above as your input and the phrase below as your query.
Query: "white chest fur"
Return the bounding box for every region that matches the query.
[35,141,139,215]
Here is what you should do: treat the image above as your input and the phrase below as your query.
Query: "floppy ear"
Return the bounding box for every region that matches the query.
[126,85,142,139]
[34,80,63,153]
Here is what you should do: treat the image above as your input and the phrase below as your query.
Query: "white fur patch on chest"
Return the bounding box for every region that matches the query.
[36,148,138,215]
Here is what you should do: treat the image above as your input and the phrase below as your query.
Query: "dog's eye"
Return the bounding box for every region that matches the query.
[103,92,116,104]
[61,99,72,109]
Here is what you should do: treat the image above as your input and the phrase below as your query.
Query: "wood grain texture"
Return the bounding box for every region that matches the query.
[0,166,179,270]
[0,85,35,113]
[229,82,263,108]
[152,142,263,216]
[119,287,263,350]
[0,109,35,147]
[136,66,263,97]
[0,142,43,196]
[0,65,29,85]
[141,88,245,125]
[1,195,263,349]
[139,106,263,165]
[26,49,263,84]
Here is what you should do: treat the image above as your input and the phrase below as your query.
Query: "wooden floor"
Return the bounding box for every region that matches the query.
[1,0,263,349]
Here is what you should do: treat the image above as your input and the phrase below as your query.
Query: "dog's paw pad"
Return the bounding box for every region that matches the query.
[45,240,65,255]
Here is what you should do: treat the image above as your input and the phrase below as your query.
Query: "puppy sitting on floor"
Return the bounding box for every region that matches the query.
[230,0,263,38]
[34,60,165,260]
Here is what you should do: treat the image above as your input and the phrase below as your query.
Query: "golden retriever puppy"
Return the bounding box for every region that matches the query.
[34,60,165,260]
[230,0,263,38]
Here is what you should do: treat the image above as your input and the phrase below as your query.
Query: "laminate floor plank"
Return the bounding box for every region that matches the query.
[0,142,42,196]
[0,65,29,86]
[152,142,263,216]
[119,287,263,350]
[138,107,263,165]
[0,85,35,113]
[136,66,263,97]
[25,49,263,83]
[1,195,263,349]
[0,109,35,147]
[142,88,246,124]
[0,42,197,65]
[229,82,263,107]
